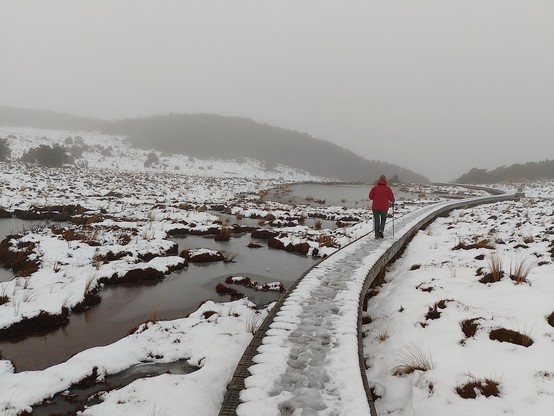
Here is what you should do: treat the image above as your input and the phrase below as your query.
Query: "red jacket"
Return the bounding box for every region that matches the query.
[369,181,395,211]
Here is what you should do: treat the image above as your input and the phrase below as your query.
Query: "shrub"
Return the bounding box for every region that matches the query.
[0,138,11,161]
[20,144,68,167]
[69,145,84,159]
[144,152,159,167]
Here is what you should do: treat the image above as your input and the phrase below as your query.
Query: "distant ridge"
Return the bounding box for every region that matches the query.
[0,106,429,183]
[0,105,105,131]
[455,160,554,183]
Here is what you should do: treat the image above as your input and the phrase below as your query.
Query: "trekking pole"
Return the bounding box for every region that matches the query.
[391,203,395,238]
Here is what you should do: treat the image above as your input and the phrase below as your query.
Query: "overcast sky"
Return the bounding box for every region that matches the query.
[1,1,553,181]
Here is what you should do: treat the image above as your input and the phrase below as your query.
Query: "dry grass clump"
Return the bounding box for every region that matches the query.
[376,325,390,342]
[455,377,500,399]
[317,234,335,247]
[453,238,495,251]
[509,256,536,284]
[425,299,452,320]
[361,315,372,325]
[522,234,535,244]
[479,252,504,283]
[214,226,232,241]
[0,294,9,305]
[547,311,554,328]
[489,327,533,347]
[410,264,421,270]
[202,310,218,319]
[314,219,323,230]
[460,318,481,339]
[390,343,433,376]
[246,315,263,334]
[425,304,441,320]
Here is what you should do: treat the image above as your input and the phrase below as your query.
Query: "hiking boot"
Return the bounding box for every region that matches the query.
[379,231,384,238]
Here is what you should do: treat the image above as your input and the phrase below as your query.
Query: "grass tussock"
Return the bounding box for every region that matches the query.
[460,318,481,339]
[361,315,372,325]
[377,325,390,342]
[453,238,495,251]
[548,311,554,328]
[509,256,536,284]
[522,234,535,244]
[390,342,434,376]
[479,252,504,283]
[456,377,500,399]
[246,315,263,334]
[214,226,232,241]
[317,234,335,247]
[489,327,533,347]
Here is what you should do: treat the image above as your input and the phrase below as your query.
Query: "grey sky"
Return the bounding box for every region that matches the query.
[1,0,553,181]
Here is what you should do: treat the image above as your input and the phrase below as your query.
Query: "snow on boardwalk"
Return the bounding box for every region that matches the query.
[222,194,512,416]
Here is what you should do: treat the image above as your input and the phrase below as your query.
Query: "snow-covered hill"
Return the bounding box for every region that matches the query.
[1,126,330,182]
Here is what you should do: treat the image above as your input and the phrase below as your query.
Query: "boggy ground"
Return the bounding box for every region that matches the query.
[0,158,445,340]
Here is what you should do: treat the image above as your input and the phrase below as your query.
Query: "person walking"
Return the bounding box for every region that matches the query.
[369,175,395,239]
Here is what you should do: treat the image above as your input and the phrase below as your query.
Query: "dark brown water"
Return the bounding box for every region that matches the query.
[0,230,318,371]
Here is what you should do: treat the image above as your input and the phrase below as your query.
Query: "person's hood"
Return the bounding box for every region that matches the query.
[377,180,387,185]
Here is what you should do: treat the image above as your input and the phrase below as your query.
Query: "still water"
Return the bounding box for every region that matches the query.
[0,229,317,371]
[1,182,418,371]
[265,183,414,208]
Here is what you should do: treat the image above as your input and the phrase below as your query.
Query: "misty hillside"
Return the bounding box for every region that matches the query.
[0,106,104,131]
[0,106,428,183]
[455,160,554,184]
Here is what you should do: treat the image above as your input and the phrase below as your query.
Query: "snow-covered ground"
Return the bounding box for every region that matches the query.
[363,192,554,415]
[0,127,552,415]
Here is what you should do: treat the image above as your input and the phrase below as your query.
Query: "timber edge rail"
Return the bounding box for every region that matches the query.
[219,188,515,416]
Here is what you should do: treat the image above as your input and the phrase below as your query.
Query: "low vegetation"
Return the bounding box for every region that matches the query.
[455,377,500,399]
[390,343,434,376]
[0,138,10,161]
[509,256,536,284]
[455,159,554,183]
[489,327,533,347]
[20,144,68,167]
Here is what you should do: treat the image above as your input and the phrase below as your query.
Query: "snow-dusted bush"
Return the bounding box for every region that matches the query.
[0,138,10,161]
[20,144,68,167]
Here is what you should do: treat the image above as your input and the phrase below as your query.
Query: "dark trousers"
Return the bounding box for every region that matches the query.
[372,210,388,236]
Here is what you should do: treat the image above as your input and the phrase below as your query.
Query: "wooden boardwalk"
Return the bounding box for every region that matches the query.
[219,192,513,416]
